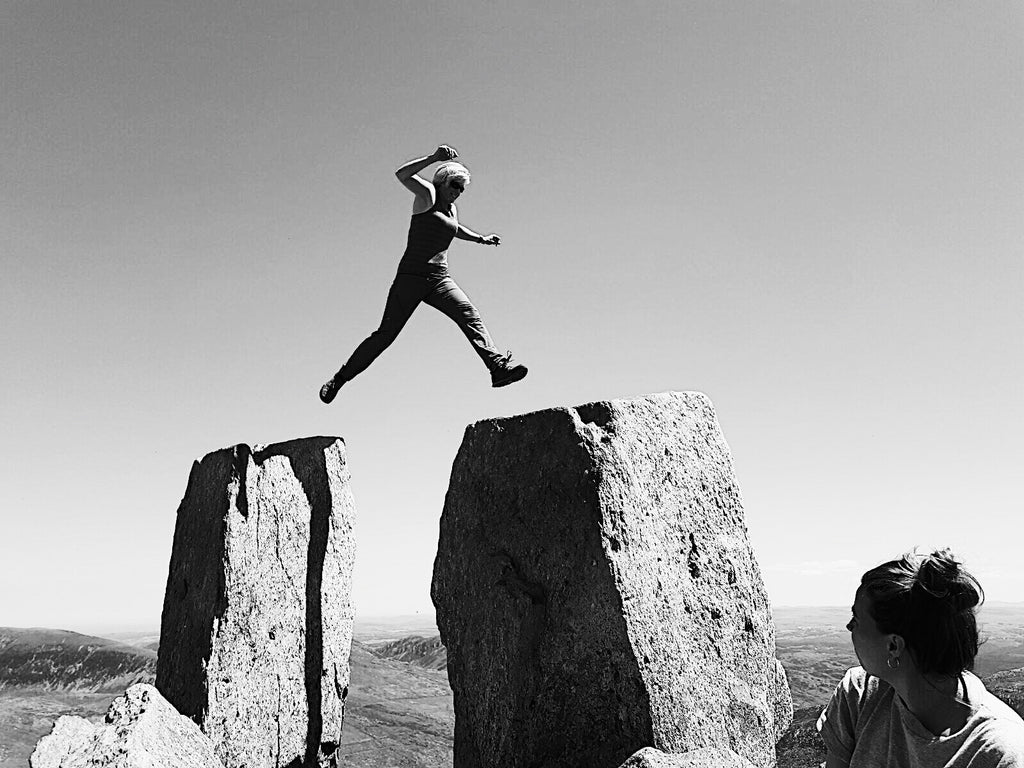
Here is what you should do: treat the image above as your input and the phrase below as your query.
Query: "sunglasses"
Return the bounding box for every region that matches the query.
[449,181,465,192]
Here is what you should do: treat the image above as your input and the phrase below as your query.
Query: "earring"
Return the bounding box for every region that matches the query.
[887,656,901,669]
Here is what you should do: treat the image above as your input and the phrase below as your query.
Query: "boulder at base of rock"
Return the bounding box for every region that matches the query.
[431,392,792,768]
[157,438,356,768]
[618,746,758,768]
[30,683,223,768]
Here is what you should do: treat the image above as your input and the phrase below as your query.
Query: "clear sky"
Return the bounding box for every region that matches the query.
[2,1,1022,633]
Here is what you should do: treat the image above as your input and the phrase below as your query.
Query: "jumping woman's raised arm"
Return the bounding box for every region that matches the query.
[396,145,458,211]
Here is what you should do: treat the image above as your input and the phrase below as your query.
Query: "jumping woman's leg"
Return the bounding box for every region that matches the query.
[320,274,428,401]
[425,277,507,373]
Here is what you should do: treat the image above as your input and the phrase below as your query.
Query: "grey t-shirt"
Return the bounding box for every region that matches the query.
[817,666,1024,767]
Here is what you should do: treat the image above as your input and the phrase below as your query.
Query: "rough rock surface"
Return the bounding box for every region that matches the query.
[30,683,223,768]
[157,438,356,768]
[619,746,758,768]
[431,392,792,768]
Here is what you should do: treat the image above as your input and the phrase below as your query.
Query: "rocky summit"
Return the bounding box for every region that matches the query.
[156,437,357,768]
[432,391,792,768]
[29,683,223,768]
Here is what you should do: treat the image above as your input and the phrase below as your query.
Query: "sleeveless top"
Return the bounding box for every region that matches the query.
[397,202,458,277]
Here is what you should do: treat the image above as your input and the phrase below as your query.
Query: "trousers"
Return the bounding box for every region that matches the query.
[338,272,505,382]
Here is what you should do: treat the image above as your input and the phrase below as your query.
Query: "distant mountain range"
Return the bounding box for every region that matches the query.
[0,628,156,693]
[369,635,447,671]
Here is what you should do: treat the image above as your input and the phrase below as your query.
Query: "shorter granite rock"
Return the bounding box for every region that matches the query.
[619,747,758,768]
[30,683,223,768]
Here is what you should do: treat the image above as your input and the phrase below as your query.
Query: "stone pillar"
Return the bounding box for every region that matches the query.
[157,437,356,768]
[431,392,792,768]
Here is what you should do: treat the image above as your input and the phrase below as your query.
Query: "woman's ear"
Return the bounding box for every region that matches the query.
[889,634,907,655]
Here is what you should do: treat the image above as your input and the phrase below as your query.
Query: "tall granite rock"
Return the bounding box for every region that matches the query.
[157,437,356,768]
[431,392,792,768]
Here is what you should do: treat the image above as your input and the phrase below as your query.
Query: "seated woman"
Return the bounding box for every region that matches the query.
[320,144,527,403]
[818,549,1024,767]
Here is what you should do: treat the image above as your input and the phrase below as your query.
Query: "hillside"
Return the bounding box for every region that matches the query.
[0,628,159,768]
[338,641,454,767]
[986,668,1024,716]
[0,628,156,692]
[0,633,451,768]
[368,635,447,671]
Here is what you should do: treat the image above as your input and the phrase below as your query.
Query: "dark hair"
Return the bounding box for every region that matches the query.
[860,548,984,676]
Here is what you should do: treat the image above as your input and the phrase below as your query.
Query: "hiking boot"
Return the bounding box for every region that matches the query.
[319,373,344,404]
[491,355,528,388]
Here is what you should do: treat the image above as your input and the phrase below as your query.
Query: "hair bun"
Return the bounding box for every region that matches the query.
[914,549,982,611]
[862,548,983,675]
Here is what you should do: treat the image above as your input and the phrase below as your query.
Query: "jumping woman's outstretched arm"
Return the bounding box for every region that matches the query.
[454,223,501,246]
[396,145,458,211]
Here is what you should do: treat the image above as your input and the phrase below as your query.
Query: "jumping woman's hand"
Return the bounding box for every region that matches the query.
[480,234,501,246]
[433,145,458,162]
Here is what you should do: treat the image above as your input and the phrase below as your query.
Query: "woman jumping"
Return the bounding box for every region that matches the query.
[319,145,528,404]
